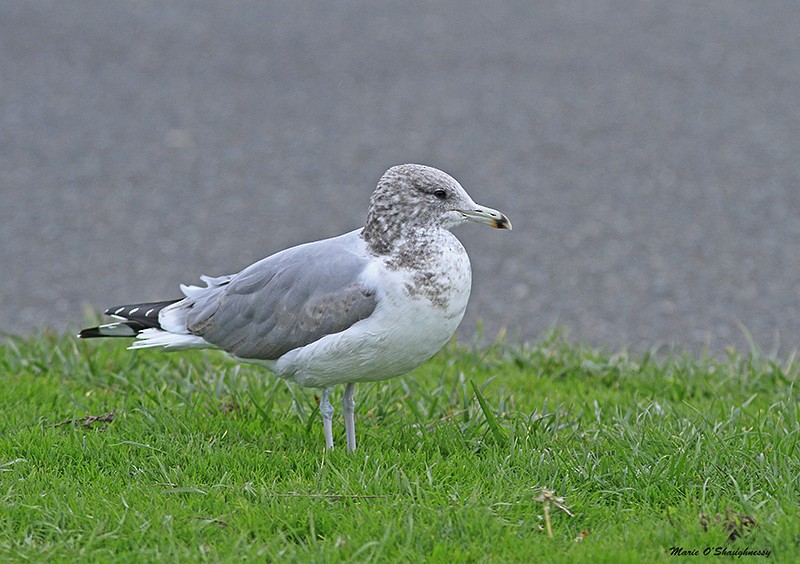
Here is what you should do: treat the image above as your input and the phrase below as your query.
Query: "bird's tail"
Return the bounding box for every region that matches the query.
[78,299,181,339]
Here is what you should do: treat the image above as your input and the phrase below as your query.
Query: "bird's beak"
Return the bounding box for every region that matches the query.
[459,204,512,230]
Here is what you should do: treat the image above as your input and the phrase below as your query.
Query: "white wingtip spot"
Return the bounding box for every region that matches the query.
[128,307,139,315]
[145,308,155,317]
[114,307,125,315]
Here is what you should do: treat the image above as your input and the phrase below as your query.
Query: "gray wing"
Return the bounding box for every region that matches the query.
[183,233,377,360]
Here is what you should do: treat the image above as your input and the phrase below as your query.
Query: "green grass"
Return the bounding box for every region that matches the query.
[1,330,798,562]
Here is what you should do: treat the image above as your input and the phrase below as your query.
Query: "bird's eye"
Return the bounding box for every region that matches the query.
[433,189,447,200]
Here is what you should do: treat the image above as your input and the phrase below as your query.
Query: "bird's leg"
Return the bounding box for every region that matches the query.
[343,382,357,452]
[320,387,335,450]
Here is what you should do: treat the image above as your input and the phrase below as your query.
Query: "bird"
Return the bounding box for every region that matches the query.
[78,164,511,452]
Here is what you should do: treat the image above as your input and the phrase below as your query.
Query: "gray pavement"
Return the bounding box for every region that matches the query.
[2,1,799,356]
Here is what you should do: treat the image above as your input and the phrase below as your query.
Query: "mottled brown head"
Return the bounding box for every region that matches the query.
[362,164,511,254]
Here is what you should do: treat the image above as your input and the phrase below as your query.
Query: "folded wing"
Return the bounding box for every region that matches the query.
[162,232,378,360]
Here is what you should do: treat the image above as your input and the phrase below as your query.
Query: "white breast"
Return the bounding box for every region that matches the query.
[275,231,472,388]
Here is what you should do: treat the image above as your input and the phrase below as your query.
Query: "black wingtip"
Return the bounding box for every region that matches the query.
[77,321,144,339]
[103,299,181,325]
[77,327,104,339]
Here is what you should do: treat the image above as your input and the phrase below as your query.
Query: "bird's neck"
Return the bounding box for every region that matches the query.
[362,218,449,259]
[361,216,394,255]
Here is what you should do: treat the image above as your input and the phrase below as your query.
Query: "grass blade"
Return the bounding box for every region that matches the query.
[470,380,508,446]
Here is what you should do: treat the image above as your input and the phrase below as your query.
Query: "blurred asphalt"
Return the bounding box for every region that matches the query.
[2,1,799,355]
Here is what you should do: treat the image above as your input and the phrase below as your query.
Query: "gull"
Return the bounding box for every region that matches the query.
[78,164,511,451]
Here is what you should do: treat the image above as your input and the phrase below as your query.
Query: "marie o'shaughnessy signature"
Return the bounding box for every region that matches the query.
[669,546,772,558]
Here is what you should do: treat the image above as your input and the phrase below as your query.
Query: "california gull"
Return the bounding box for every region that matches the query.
[78,164,511,451]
